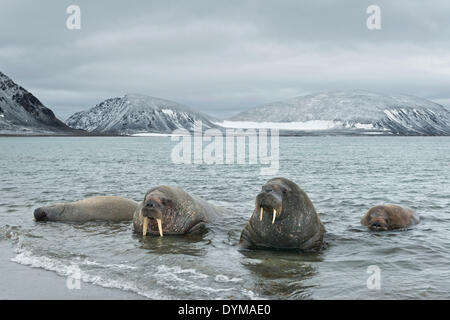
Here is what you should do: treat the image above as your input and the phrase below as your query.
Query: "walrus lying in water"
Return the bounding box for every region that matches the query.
[34,196,138,222]
[361,204,420,231]
[240,177,325,251]
[133,186,225,237]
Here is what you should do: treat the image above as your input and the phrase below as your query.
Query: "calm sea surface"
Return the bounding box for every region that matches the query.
[0,136,449,299]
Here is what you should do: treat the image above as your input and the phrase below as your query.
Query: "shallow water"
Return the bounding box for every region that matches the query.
[0,136,449,299]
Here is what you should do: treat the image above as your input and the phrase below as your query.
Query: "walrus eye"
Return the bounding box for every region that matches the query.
[161,198,172,206]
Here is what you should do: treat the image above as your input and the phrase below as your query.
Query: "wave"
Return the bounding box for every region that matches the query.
[11,248,166,299]
[11,247,259,300]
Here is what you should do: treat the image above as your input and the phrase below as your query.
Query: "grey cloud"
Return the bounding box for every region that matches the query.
[1,0,449,119]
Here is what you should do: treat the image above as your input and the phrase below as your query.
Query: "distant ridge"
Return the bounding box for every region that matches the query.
[66,93,217,135]
[227,90,450,135]
[0,71,81,135]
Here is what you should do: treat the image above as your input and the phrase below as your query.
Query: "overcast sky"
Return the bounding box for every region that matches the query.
[1,0,450,119]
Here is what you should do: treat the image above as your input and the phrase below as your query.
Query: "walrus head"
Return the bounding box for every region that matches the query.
[34,205,65,221]
[255,179,290,225]
[141,190,167,237]
[361,206,390,231]
[240,177,325,250]
[139,186,206,237]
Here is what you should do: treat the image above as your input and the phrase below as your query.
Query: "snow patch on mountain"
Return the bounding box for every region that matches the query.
[216,120,339,130]
[0,71,78,135]
[66,94,217,134]
[230,90,450,135]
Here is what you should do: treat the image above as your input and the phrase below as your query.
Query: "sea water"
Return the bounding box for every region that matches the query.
[0,136,449,299]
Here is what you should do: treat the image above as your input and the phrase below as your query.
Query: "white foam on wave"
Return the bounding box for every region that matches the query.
[11,249,167,299]
[155,265,209,279]
[11,249,260,299]
[80,258,138,270]
[214,274,243,283]
[0,225,21,242]
[153,265,259,299]
[153,265,235,294]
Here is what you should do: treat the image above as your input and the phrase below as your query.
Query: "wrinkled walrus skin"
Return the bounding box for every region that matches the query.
[361,204,420,231]
[240,177,325,251]
[133,186,225,237]
[34,196,138,222]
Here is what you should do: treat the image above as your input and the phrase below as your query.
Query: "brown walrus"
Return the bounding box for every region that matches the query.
[361,204,420,231]
[33,196,138,222]
[240,177,325,250]
[133,186,225,237]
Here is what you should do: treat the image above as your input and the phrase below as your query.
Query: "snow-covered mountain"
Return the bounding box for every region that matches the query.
[227,90,450,135]
[0,71,78,135]
[66,94,217,135]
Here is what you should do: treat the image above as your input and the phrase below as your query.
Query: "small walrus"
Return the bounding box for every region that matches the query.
[133,186,224,237]
[361,204,420,231]
[240,177,325,251]
[34,196,138,222]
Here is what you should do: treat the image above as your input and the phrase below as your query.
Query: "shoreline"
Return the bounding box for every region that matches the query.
[0,243,144,300]
[2,132,449,138]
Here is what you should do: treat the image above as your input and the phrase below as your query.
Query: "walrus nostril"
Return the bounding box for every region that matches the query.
[371,222,383,228]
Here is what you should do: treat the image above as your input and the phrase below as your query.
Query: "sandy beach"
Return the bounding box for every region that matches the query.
[0,243,144,300]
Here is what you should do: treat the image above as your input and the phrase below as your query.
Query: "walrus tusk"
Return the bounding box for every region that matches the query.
[142,217,149,236]
[157,218,163,237]
[272,209,277,224]
[260,207,263,221]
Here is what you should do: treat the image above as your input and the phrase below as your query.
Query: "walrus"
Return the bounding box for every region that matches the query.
[361,204,420,231]
[133,186,224,237]
[33,196,138,222]
[240,177,325,250]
